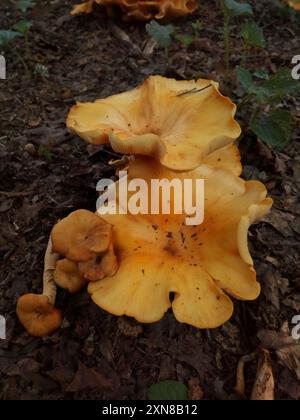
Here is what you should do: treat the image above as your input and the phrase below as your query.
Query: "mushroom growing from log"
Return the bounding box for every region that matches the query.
[16,238,63,337]
[71,0,198,21]
[67,76,241,171]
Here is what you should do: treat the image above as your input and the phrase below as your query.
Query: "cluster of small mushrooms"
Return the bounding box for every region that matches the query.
[17,76,273,336]
[71,0,198,20]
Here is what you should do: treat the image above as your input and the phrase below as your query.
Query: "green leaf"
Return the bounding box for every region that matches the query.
[221,0,253,18]
[16,0,36,13]
[0,30,22,48]
[13,20,32,37]
[253,70,269,80]
[236,66,253,90]
[145,20,174,49]
[262,68,299,95]
[175,34,194,48]
[250,110,292,151]
[252,68,300,103]
[241,20,266,48]
[147,380,188,401]
[192,20,202,33]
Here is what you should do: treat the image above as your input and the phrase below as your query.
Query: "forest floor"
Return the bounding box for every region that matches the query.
[0,0,300,400]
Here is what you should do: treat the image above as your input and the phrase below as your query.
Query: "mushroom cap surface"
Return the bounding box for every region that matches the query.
[16,294,62,337]
[51,209,112,262]
[54,259,86,293]
[67,76,241,171]
[89,155,272,328]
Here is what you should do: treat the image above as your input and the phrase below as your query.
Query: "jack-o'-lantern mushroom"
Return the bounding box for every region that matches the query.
[78,244,118,282]
[17,238,63,337]
[54,259,86,294]
[51,209,112,261]
[67,76,241,171]
[51,209,118,282]
[71,0,198,21]
[88,156,272,329]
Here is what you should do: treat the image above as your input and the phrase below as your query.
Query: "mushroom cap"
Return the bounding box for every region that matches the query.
[89,154,272,329]
[51,209,112,262]
[67,76,241,171]
[54,259,86,293]
[71,0,198,20]
[16,294,62,337]
[204,144,242,176]
[79,243,118,282]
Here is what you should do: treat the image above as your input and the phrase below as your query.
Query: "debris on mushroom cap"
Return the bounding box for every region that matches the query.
[71,0,198,21]
[16,294,63,337]
[67,76,241,171]
[88,155,272,329]
[79,243,118,282]
[51,209,113,262]
[54,259,86,293]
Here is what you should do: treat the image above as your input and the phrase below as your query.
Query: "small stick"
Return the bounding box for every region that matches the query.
[0,190,35,198]
[43,237,60,305]
[176,84,213,97]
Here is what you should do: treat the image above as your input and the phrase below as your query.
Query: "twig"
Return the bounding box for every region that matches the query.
[176,84,213,97]
[0,190,35,198]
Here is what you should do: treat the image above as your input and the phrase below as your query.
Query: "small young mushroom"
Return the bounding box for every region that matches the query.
[88,155,272,329]
[71,0,198,21]
[51,209,118,284]
[51,209,113,262]
[16,238,63,337]
[67,75,241,171]
[78,243,118,282]
[54,259,86,293]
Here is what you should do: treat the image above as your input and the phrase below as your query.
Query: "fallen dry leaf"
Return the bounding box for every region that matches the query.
[117,317,143,338]
[66,362,114,392]
[258,323,300,380]
[188,377,204,400]
[251,349,275,401]
[234,352,256,397]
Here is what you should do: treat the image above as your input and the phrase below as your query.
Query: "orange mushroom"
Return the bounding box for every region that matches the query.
[67,76,241,171]
[51,209,112,262]
[71,0,198,21]
[203,143,242,176]
[78,244,118,282]
[88,155,272,329]
[54,259,86,293]
[16,238,63,337]
[51,209,118,283]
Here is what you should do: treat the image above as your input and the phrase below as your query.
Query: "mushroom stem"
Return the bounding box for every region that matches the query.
[43,237,59,305]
